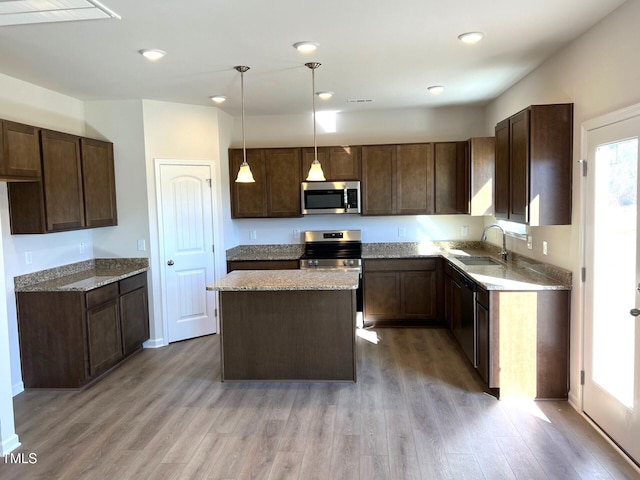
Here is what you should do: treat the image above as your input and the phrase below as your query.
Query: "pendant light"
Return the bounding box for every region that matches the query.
[305,62,326,181]
[234,65,255,183]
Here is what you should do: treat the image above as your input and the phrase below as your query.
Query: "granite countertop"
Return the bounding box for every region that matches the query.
[15,258,149,292]
[226,244,304,261]
[207,270,360,291]
[225,241,572,291]
[365,241,572,291]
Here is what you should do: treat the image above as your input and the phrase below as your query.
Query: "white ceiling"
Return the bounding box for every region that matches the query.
[0,0,628,117]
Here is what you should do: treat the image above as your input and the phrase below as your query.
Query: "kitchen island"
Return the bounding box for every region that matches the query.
[207,270,360,381]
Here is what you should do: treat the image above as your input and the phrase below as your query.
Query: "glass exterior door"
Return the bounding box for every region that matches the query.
[584,113,640,465]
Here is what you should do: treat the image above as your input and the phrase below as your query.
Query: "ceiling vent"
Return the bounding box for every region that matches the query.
[0,0,120,27]
[346,99,374,104]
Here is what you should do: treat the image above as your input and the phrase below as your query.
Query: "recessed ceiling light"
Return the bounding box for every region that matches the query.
[209,95,227,104]
[139,49,166,61]
[428,85,445,95]
[458,32,484,44]
[316,91,333,100]
[293,41,319,53]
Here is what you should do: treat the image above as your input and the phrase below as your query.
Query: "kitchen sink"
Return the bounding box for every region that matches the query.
[455,256,504,266]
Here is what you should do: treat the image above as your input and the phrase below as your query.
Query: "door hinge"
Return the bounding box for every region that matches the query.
[581,267,586,282]
[212,244,215,253]
[206,178,212,187]
[579,159,587,177]
[580,370,585,385]
[214,308,218,317]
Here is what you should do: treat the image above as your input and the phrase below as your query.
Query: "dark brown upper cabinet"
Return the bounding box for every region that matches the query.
[361,143,435,216]
[495,104,573,225]
[229,147,302,218]
[468,137,496,216]
[396,143,434,215]
[0,119,42,181]
[301,146,361,181]
[81,138,118,228]
[434,141,469,214]
[8,130,117,234]
[361,144,397,215]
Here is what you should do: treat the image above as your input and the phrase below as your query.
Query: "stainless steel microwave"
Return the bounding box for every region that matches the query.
[301,181,361,214]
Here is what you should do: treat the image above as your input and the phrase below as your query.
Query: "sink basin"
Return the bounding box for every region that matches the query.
[455,256,503,266]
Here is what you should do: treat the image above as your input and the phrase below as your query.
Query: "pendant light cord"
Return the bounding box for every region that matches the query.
[234,65,250,164]
[306,62,321,163]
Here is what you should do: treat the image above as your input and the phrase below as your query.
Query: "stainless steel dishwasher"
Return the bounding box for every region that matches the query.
[459,274,477,367]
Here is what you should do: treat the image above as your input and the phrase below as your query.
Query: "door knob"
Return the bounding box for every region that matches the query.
[630,308,640,317]
[167,260,174,266]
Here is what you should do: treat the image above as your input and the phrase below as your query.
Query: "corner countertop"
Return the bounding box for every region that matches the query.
[14,258,149,292]
[225,241,572,291]
[207,269,360,291]
[364,241,572,291]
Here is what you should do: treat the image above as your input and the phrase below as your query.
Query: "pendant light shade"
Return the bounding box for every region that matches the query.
[234,65,255,183]
[305,62,326,181]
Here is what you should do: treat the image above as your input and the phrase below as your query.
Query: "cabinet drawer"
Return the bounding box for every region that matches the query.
[364,258,436,272]
[120,273,147,295]
[477,286,489,309]
[86,283,119,309]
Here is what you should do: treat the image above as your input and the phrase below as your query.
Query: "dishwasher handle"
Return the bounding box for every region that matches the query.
[460,275,477,292]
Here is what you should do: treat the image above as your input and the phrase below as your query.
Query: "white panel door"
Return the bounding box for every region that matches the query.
[159,164,216,342]
[584,112,640,465]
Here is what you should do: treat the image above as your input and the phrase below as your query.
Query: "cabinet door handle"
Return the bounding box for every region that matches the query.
[167,260,174,266]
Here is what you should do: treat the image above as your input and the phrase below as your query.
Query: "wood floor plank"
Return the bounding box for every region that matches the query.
[329,434,360,480]
[267,451,304,480]
[2,329,638,480]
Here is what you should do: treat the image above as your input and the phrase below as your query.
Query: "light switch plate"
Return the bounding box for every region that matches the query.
[543,241,548,255]
[137,239,146,251]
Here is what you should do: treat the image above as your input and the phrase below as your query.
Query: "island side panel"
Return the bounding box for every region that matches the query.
[219,289,356,381]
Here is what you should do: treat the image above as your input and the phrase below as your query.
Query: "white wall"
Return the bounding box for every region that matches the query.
[141,100,230,346]
[484,0,640,406]
[236,105,489,148]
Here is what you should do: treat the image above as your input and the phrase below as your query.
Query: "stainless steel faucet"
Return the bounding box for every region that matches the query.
[481,224,508,261]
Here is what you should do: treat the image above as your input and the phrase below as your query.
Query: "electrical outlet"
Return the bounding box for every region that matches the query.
[137,239,146,251]
[527,235,533,250]
[293,228,301,239]
[461,225,468,237]
[543,241,548,255]
[398,227,406,238]
[79,243,85,254]
[25,251,32,265]
[250,229,257,240]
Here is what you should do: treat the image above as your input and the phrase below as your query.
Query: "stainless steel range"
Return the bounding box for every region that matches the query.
[299,230,362,272]
[300,229,363,310]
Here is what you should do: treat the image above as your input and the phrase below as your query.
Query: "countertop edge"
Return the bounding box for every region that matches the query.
[15,258,150,292]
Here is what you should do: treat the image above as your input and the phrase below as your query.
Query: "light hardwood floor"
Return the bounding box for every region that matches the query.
[2,327,639,480]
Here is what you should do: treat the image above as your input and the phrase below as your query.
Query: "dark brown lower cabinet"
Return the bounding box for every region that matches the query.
[363,258,438,326]
[443,260,570,399]
[17,272,149,388]
[87,297,122,377]
[227,259,299,272]
[475,286,490,384]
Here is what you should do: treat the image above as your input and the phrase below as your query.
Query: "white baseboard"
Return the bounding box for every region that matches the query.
[11,381,24,398]
[0,434,21,455]
[142,337,165,349]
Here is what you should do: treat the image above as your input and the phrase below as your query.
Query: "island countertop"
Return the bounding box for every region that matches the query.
[207,269,360,291]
